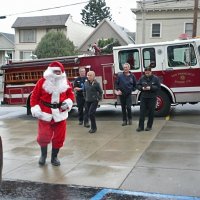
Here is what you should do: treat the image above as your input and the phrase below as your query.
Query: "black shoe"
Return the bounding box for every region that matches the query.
[39,156,46,166]
[51,157,61,166]
[128,119,132,125]
[89,129,97,133]
[136,127,144,132]
[78,121,83,125]
[122,121,127,126]
[84,123,90,128]
[145,127,152,131]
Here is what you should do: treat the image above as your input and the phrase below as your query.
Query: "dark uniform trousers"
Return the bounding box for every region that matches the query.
[76,94,85,123]
[84,101,98,130]
[119,94,132,122]
[139,97,157,129]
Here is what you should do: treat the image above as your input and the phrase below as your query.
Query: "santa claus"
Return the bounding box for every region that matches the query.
[30,61,74,166]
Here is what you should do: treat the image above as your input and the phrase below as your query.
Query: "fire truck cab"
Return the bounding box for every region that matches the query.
[113,38,200,116]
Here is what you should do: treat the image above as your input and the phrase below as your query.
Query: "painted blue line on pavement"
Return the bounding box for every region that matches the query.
[91,188,200,200]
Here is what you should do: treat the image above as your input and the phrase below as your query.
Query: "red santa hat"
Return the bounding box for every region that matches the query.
[48,61,65,73]
[44,61,66,78]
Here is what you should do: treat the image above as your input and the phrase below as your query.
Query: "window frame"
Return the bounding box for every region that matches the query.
[20,51,33,60]
[184,22,193,37]
[151,23,161,38]
[142,47,156,69]
[19,29,36,43]
[167,43,197,68]
[118,49,140,71]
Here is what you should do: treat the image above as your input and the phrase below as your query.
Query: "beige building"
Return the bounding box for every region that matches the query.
[12,14,94,60]
[132,0,200,44]
[0,32,14,91]
[0,32,14,65]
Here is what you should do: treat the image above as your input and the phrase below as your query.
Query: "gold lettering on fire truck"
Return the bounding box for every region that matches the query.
[171,72,195,84]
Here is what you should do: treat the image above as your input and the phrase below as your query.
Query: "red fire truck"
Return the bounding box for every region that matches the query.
[1,38,200,116]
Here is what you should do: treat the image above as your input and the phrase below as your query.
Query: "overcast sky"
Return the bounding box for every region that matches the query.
[0,0,137,34]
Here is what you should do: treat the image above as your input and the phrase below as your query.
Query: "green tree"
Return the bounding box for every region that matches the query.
[81,0,112,28]
[98,38,121,54]
[35,31,77,58]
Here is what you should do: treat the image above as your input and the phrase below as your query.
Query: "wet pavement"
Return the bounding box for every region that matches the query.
[1,97,200,199]
[0,180,100,200]
[0,180,192,200]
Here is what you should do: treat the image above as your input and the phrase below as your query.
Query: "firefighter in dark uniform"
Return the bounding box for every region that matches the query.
[74,67,88,125]
[115,63,137,126]
[136,66,161,132]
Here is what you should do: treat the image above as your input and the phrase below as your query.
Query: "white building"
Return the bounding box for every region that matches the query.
[132,0,200,44]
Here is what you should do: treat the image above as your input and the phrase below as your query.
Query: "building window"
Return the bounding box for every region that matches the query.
[19,29,36,43]
[46,27,66,33]
[20,51,33,60]
[152,23,161,37]
[185,23,193,37]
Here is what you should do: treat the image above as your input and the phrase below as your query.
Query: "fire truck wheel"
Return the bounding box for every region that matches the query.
[155,90,171,117]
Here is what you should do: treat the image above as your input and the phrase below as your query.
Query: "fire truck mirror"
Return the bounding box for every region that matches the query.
[74,58,80,64]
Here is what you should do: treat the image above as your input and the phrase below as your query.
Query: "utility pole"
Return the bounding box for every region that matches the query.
[192,0,199,38]
[141,0,146,43]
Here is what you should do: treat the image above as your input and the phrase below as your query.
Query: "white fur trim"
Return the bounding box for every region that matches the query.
[49,67,61,71]
[31,105,71,122]
[31,105,52,121]
[51,109,69,122]
[31,105,42,118]
[43,67,66,79]
[51,91,60,104]
[39,112,52,122]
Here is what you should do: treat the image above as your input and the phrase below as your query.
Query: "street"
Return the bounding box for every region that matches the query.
[0,102,200,199]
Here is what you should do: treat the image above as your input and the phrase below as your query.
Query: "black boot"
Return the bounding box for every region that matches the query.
[39,146,47,166]
[51,148,61,166]
[122,121,127,126]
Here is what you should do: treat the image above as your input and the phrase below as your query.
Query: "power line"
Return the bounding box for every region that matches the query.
[4,1,89,17]
[139,0,188,6]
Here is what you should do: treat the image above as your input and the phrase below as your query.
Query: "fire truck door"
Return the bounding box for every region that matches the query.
[102,64,115,98]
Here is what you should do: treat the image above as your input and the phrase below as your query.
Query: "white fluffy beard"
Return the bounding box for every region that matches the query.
[43,74,69,94]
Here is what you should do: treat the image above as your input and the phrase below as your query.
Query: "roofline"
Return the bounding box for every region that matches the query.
[12,14,70,28]
[78,19,130,50]
[131,7,195,14]
[0,32,15,45]
[113,38,200,50]
[12,25,67,29]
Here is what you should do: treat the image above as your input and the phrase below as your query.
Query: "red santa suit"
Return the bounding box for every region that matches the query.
[30,61,74,149]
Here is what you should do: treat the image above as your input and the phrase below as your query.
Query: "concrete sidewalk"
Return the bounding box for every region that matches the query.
[1,108,200,198]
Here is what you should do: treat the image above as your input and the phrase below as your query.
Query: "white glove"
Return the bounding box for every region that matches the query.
[61,102,69,110]
[31,105,42,118]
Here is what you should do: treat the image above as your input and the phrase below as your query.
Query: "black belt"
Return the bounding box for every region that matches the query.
[41,101,62,109]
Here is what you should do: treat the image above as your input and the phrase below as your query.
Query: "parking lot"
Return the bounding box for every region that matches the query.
[1,101,200,199]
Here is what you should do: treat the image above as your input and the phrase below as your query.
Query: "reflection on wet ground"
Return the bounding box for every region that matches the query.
[0,180,100,200]
[0,180,186,200]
